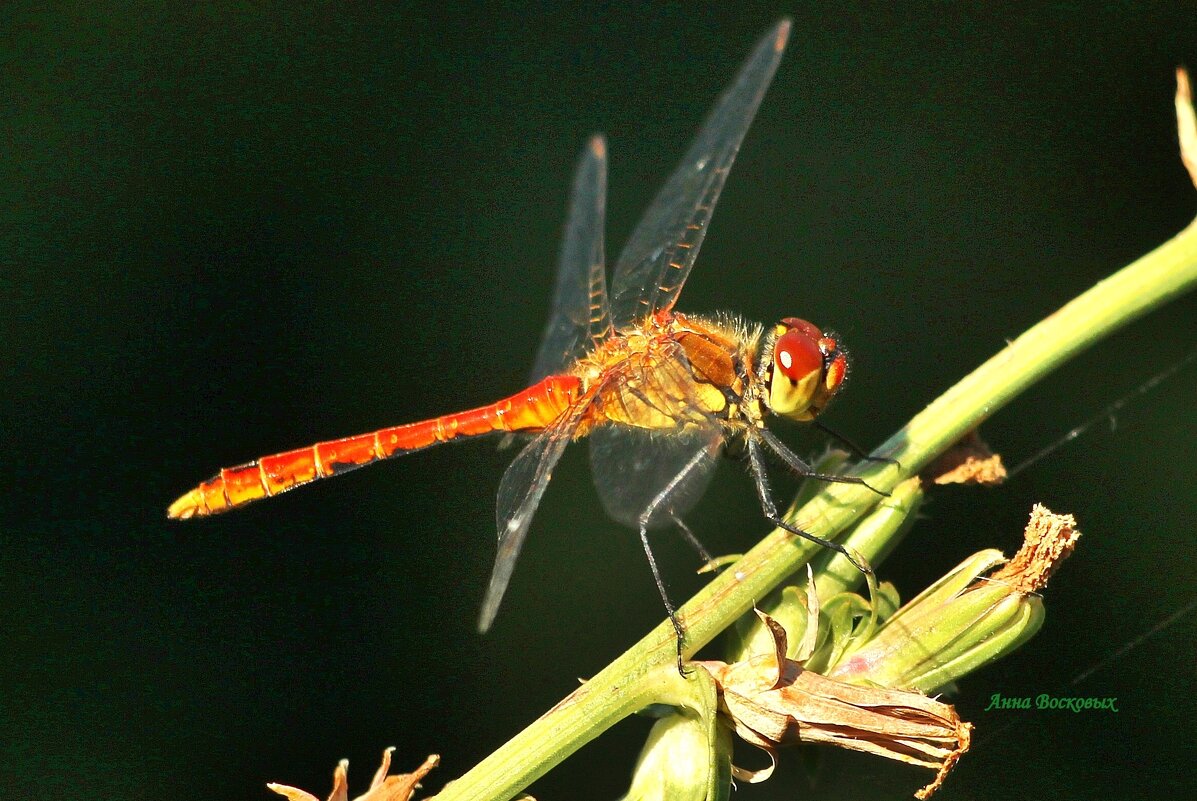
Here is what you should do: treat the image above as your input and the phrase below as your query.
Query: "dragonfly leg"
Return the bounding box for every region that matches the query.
[670,514,715,567]
[637,444,719,676]
[758,428,890,498]
[746,436,874,576]
[811,420,901,468]
[636,524,688,675]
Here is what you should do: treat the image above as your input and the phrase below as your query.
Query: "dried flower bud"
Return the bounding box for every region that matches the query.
[828,505,1079,694]
[699,607,970,799]
[268,749,439,801]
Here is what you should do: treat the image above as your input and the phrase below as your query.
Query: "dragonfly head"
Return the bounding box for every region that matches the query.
[762,317,847,422]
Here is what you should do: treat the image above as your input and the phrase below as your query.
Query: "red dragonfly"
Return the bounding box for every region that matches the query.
[169,20,874,642]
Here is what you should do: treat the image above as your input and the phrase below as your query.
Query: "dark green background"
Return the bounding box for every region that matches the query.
[3,3,1196,799]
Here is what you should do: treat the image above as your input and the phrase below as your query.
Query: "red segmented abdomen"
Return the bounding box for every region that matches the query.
[167,375,582,519]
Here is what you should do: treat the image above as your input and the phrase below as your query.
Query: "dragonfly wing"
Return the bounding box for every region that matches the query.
[530,135,613,383]
[589,424,722,530]
[589,342,725,528]
[477,392,592,632]
[609,20,790,327]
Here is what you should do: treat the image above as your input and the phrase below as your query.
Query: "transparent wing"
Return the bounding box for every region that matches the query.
[609,20,791,327]
[588,346,725,528]
[477,392,592,633]
[530,135,613,383]
[590,424,722,530]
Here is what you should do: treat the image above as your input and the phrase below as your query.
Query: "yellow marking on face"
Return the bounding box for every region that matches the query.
[769,368,820,419]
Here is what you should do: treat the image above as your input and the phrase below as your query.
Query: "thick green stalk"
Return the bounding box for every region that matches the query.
[431,219,1197,801]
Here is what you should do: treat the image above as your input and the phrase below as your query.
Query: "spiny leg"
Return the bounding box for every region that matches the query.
[746,435,873,576]
[636,525,686,674]
[811,420,901,467]
[758,428,890,498]
[670,514,714,567]
[637,444,717,675]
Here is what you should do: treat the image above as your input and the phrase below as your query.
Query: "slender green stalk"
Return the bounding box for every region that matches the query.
[431,220,1197,801]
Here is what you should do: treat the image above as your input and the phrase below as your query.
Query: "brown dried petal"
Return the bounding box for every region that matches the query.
[268,779,329,801]
[991,504,1081,593]
[700,615,971,799]
[269,751,440,801]
[924,430,1007,486]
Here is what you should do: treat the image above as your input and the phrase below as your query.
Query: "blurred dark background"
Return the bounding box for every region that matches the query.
[3,3,1196,799]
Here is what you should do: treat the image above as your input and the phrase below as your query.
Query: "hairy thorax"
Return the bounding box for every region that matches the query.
[572,311,764,434]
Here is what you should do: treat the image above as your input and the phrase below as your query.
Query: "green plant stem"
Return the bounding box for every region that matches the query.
[431,220,1197,801]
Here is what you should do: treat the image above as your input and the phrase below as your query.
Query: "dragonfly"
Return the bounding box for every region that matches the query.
[168,19,878,649]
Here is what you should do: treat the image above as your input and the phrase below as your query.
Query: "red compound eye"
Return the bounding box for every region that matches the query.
[774,328,822,382]
[780,317,823,342]
[825,352,847,392]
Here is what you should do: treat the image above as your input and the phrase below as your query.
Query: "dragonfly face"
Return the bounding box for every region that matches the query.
[762,317,848,423]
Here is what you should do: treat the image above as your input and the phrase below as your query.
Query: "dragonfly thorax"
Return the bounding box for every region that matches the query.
[760,317,847,423]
